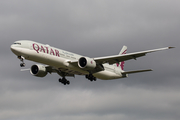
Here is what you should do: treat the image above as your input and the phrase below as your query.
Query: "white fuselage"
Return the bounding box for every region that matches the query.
[11,40,125,80]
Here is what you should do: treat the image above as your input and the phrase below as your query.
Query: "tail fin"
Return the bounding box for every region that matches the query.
[116,46,127,70]
[119,46,127,55]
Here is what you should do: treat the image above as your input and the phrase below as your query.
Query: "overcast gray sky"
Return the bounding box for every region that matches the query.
[0,0,179,120]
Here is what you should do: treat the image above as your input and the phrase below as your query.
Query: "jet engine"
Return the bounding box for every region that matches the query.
[78,57,96,70]
[30,64,48,77]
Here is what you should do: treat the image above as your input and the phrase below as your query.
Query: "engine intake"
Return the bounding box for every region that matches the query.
[78,57,96,70]
[30,64,48,77]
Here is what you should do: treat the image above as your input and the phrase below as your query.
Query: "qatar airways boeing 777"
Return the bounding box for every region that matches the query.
[10,40,174,85]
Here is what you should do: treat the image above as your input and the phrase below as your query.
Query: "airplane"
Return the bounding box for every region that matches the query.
[10,40,174,85]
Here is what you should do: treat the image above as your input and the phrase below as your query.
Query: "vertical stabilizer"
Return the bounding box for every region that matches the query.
[116,46,127,70]
[119,46,127,55]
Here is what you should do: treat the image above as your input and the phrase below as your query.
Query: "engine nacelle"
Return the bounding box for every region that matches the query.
[78,57,96,70]
[30,64,48,77]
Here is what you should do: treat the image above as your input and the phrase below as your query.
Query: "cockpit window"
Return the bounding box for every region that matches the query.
[14,42,21,45]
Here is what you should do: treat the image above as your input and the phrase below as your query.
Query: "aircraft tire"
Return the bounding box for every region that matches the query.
[66,81,70,85]
[20,63,25,67]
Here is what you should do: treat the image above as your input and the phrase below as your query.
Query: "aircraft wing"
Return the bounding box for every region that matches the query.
[94,47,174,65]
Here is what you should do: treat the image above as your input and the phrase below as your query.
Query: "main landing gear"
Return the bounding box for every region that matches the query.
[86,74,96,81]
[59,77,70,85]
[18,56,25,67]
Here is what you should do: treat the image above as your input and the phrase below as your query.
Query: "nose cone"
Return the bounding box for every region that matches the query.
[11,45,15,51]
[10,45,21,56]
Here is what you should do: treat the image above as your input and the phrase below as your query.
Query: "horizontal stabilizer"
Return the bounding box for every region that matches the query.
[122,69,153,74]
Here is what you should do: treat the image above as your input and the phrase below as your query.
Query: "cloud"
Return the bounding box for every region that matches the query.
[1,84,180,120]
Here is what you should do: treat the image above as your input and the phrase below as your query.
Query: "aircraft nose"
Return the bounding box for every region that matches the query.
[10,44,21,56]
[11,45,14,50]
[10,45,16,52]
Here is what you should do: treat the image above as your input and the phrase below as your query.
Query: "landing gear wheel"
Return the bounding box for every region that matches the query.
[18,56,25,67]
[59,78,70,85]
[66,80,70,85]
[85,74,97,82]
[20,63,25,67]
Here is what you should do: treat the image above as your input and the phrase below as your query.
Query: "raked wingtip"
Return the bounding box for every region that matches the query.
[168,47,175,49]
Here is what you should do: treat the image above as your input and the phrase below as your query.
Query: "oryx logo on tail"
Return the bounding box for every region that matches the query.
[116,46,127,70]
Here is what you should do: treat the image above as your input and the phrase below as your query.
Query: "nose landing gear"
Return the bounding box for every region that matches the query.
[18,56,25,67]
[20,63,25,67]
